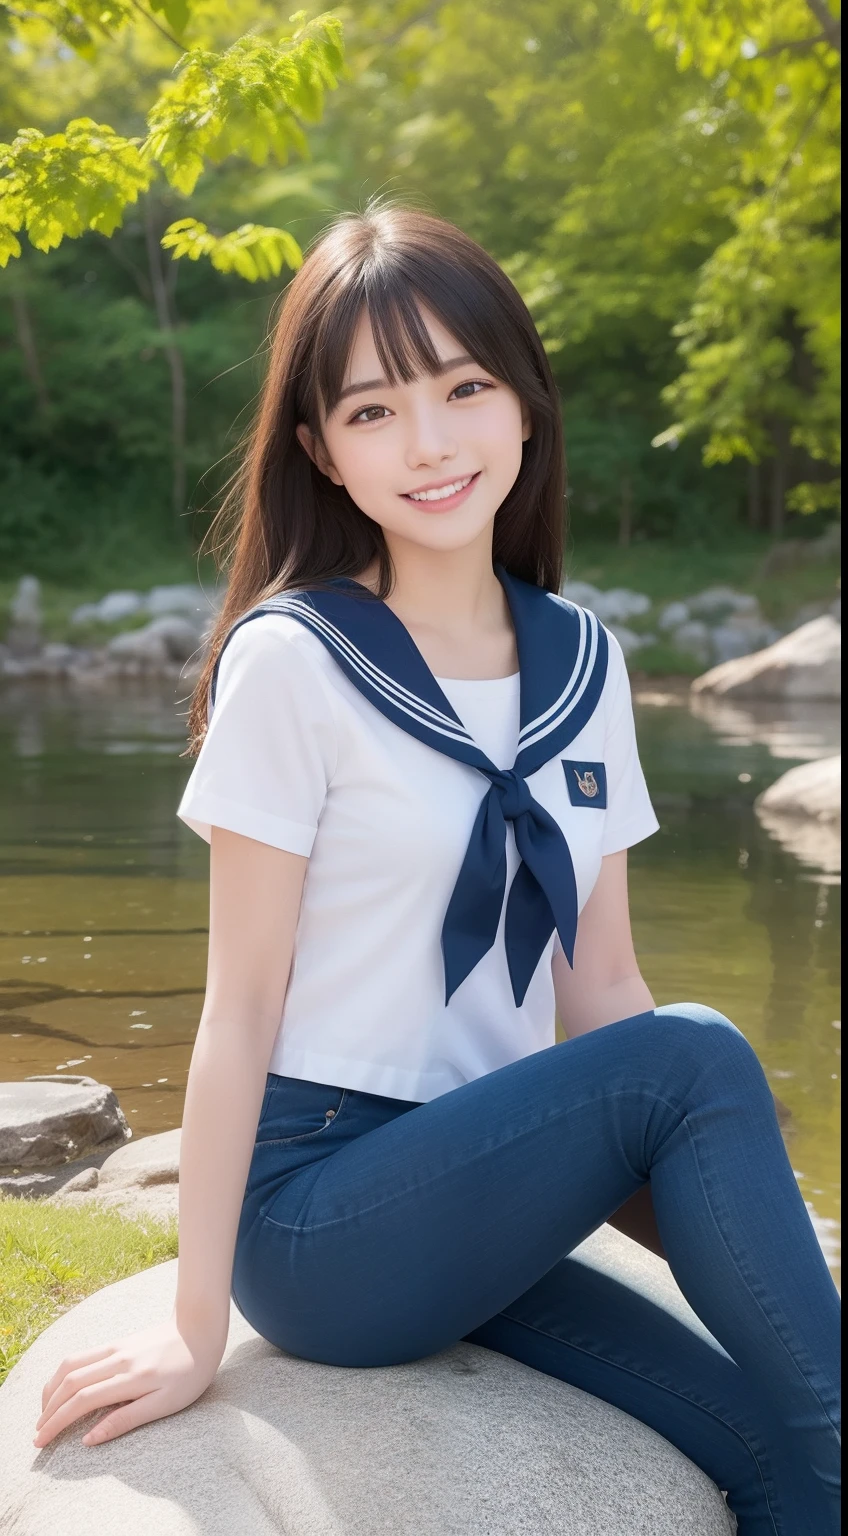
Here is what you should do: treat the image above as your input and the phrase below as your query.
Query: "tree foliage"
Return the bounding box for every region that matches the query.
[0,0,840,578]
[631,1,841,514]
[0,4,343,267]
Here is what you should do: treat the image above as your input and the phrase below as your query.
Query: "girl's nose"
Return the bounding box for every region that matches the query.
[404,408,457,470]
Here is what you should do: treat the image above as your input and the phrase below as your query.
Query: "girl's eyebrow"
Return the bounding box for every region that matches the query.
[336,354,477,405]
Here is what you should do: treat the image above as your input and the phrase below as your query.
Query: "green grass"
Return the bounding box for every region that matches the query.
[0,1192,178,1387]
[567,535,840,626]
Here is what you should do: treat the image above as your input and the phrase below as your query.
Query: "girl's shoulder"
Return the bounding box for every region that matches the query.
[210,606,342,729]
[215,606,336,688]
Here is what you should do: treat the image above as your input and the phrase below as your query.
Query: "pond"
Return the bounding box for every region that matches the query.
[0,676,840,1284]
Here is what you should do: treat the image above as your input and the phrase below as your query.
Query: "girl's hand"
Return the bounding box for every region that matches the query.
[33,1314,227,1449]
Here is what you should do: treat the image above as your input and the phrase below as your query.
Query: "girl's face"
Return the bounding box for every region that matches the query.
[296,305,532,558]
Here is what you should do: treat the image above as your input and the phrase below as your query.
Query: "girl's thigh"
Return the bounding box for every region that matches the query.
[232,1006,763,1367]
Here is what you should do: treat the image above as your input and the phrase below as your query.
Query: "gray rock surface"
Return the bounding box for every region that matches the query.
[605,624,655,660]
[559,582,652,625]
[691,615,841,701]
[754,755,841,876]
[6,575,43,657]
[688,587,760,623]
[756,755,840,824]
[0,1128,182,1220]
[106,626,170,664]
[669,619,712,665]
[143,614,205,661]
[98,590,145,623]
[591,587,652,623]
[658,599,690,631]
[559,579,603,609]
[708,618,780,666]
[145,583,219,619]
[0,1226,736,1536]
[0,1076,131,1175]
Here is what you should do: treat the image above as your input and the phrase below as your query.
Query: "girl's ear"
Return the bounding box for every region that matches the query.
[295,423,344,486]
[520,403,533,442]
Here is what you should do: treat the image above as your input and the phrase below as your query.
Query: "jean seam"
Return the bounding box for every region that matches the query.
[677,1115,841,1441]
[495,1311,780,1533]
[257,1085,683,1234]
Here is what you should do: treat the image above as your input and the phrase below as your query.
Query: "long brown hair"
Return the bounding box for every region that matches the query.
[184,202,566,755]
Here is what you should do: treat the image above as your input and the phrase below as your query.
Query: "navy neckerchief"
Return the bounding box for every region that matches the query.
[211,565,608,1007]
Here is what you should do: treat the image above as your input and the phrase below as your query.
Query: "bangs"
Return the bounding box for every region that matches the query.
[314,272,449,419]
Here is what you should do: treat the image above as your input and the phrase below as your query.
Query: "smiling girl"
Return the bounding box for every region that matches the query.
[34,205,839,1534]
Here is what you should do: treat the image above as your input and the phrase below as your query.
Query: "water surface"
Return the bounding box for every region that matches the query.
[0,677,840,1280]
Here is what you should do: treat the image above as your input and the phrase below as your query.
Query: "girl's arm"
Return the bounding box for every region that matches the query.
[35,826,307,1448]
[552,849,666,1259]
[551,849,655,1038]
[174,825,309,1340]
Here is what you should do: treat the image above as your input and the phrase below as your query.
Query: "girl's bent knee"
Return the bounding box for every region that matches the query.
[652,1002,761,1067]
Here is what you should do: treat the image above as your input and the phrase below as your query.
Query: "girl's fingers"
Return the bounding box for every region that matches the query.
[37,1353,123,1430]
[34,1374,141,1447]
[82,1388,170,1446]
[40,1345,114,1414]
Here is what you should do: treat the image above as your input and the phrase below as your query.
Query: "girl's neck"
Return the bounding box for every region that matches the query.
[357,537,519,680]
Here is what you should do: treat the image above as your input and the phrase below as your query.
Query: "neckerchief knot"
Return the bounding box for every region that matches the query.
[211,565,609,1008]
[490,768,535,822]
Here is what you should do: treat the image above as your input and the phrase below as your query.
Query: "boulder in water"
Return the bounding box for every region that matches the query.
[0,1076,131,1176]
[691,616,840,701]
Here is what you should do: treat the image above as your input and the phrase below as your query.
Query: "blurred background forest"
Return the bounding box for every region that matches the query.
[0,0,841,596]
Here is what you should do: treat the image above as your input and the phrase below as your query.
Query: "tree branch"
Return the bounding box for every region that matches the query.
[0,5,46,21]
[804,0,841,51]
[756,33,833,58]
[126,0,185,52]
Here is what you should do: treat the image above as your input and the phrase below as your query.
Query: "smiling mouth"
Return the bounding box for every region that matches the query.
[401,471,481,507]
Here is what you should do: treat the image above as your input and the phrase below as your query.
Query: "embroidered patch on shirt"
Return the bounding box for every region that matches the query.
[562,761,608,808]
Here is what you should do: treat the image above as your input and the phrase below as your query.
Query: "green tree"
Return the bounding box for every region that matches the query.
[305,0,750,543]
[1,0,343,540]
[630,0,841,529]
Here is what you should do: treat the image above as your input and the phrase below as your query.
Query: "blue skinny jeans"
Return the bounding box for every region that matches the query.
[231,1004,841,1535]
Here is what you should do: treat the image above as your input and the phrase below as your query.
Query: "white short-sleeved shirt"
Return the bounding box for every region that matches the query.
[177,612,659,1102]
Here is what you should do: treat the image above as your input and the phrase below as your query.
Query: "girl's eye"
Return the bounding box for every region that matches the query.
[350,404,390,425]
[450,380,492,400]
[348,379,492,423]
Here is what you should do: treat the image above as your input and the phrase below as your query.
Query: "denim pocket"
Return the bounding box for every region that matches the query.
[254,1074,347,1147]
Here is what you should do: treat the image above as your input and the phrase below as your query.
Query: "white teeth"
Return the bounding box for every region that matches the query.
[407,474,474,503]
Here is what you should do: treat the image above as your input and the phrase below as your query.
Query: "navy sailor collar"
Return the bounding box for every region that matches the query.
[211,565,609,1007]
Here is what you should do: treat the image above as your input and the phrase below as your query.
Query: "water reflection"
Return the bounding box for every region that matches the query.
[0,677,840,1283]
[689,693,841,763]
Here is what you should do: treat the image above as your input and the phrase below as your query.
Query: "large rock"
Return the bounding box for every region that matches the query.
[0,1226,735,1536]
[756,754,841,824]
[754,756,841,876]
[708,617,780,666]
[691,615,840,701]
[0,1076,131,1176]
[45,1128,183,1223]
